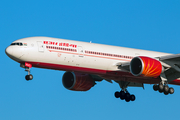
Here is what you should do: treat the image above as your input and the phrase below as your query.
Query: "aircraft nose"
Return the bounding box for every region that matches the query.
[5,46,13,57]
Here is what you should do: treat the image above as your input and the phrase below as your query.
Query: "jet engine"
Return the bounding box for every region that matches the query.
[130,56,163,77]
[62,72,95,91]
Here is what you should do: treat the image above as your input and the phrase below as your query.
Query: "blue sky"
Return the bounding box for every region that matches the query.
[1,0,180,120]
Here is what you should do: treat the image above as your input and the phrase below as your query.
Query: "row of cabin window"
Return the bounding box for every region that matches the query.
[85,50,133,59]
[46,46,77,52]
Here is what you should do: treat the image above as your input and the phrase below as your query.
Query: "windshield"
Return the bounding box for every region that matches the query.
[10,42,24,46]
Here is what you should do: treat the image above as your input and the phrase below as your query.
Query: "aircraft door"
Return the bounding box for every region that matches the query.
[37,41,44,52]
[78,46,84,57]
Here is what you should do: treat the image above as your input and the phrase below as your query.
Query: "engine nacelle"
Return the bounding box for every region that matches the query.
[130,56,163,77]
[62,72,94,91]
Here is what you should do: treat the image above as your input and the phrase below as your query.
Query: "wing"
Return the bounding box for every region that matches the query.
[159,54,180,82]
[159,54,180,71]
[159,53,180,61]
[117,54,180,83]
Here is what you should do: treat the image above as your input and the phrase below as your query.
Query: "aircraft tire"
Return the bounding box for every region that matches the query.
[153,84,159,91]
[119,91,125,100]
[158,84,164,93]
[114,91,120,98]
[125,93,130,102]
[25,74,33,81]
[25,75,30,81]
[29,74,33,80]
[130,94,135,101]
[169,87,174,94]
[163,86,169,95]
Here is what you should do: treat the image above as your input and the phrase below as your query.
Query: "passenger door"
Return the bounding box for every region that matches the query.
[37,41,44,52]
[78,46,84,57]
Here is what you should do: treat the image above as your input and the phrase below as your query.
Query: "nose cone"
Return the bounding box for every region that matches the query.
[5,46,13,57]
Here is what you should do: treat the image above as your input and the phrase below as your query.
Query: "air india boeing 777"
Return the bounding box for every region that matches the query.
[5,37,180,102]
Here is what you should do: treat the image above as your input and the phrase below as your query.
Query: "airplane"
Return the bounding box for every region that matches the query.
[5,36,180,102]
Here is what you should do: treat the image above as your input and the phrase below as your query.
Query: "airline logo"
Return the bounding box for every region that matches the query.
[43,41,77,48]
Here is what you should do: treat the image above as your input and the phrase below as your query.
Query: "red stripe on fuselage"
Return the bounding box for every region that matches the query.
[31,62,180,85]
[24,61,164,84]
[22,61,180,86]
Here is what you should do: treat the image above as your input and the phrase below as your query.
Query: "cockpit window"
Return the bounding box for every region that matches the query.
[10,42,24,46]
[10,43,16,45]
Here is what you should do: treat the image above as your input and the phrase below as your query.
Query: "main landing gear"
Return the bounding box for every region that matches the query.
[115,90,135,102]
[153,83,174,95]
[114,81,136,102]
[153,73,175,95]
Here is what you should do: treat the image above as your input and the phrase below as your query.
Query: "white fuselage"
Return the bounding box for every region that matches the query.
[5,37,172,83]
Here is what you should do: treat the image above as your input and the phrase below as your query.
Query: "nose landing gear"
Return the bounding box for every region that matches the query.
[20,63,33,81]
[25,67,33,81]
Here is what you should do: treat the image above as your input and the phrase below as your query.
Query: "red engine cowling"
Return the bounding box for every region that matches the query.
[130,56,163,77]
[62,72,94,91]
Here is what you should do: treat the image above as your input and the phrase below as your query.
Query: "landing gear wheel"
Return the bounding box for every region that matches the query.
[153,84,159,91]
[114,91,120,98]
[158,84,164,93]
[114,90,136,102]
[119,91,125,100]
[29,74,33,80]
[130,94,136,101]
[153,83,174,95]
[125,93,131,102]
[25,74,33,81]
[169,87,174,94]
[25,75,29,81]
[163,86,169,95]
